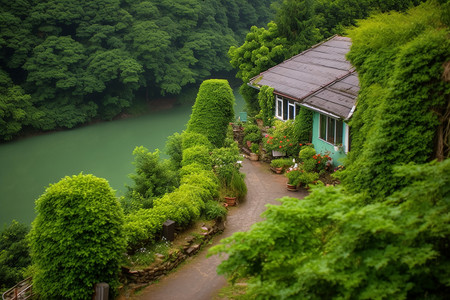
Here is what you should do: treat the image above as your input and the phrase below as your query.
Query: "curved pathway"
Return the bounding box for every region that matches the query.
[130,159,307,300]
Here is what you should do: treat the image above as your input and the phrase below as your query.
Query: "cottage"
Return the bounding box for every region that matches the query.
[248,35,359,165]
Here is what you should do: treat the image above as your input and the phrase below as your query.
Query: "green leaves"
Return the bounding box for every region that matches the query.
[212,159,450,299]
[29,174,126,299]
[187,79,235,148]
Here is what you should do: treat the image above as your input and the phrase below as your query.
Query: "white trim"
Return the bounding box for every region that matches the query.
[346,105,356,120]
[300,103,341,119]
[288,102,296,120]
[345,124,350,153]
[275,95,284,120]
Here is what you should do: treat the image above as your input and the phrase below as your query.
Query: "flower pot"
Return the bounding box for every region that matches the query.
[224,196,237,206]
[272,150,286,157]
[249,153,259,161]
[287,183,298,191]
[270,166,283,174]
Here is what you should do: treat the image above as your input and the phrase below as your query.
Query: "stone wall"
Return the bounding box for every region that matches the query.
[120,217,225,287]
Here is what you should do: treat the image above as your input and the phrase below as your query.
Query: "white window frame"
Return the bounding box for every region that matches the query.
[319,114,343,146]
[275,95,283,120]
[288,102,296,120]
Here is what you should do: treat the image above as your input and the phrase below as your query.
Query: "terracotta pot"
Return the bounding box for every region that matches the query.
[224,196,237,206]
[286,183,298,191]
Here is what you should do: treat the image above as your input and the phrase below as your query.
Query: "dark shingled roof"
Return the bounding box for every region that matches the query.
[249,35,359,119]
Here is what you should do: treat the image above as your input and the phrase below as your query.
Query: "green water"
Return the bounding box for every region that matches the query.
[0,90,245,226]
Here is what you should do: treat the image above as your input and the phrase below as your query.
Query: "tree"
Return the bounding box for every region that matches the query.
[257,85,274,127]
[211,159,450,299]
[340,1,450,199]
[123,146,177,214]
[0,221,31,292]
[29,174,126,299]
[186,79,235,148]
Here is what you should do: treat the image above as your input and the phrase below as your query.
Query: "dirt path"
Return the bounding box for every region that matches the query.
[131,158,307,300]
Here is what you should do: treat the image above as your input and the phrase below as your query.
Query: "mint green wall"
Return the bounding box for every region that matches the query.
[311,112,347,167]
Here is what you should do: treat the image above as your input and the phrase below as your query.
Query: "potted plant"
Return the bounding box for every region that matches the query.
[221,169,247,206]
[270,158,293,173]
[285,169,302,191]
[249,143,259,161]
[298,171,319,189]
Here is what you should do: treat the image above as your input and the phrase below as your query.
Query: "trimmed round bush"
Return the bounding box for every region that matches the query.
[186,79,235,148]
[29,174,126,300]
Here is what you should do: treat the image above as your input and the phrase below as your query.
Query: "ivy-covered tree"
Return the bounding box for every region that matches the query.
[186,79,235,148]
[257,85,274,127]
[340,0,450,199]
[29,174,126,299]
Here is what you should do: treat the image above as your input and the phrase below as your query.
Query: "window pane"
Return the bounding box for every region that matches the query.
[320,114,327,139]
[288,103,295,120]
[277,98,282,117]
[336,120,343,145]
[327,117,335,144]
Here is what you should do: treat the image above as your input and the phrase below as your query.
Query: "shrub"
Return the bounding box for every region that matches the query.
[29,174,126,300]
[181,145,211,168]
[124,147,178,212]
[181,131,212,150]
[0,221,31,292]
[181,171,219,200]
[186,79,235,148]
[270,158,294,168]
[258,85,275,126]
[165,132,183,169]
[204,200,227,220]
[293,107,313,143]
[264,120,302,156]
[243,132,262,145]
[299,146,317,172]
[179,163,210,177]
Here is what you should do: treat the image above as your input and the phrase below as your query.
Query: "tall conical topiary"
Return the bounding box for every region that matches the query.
[187,79,235,148]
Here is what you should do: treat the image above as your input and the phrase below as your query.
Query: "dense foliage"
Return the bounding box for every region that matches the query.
[186,79,235,147]
[211,159,450,299]
[29,174,126,299]
[212,2,450,298]
[340,0,450,199]
[0,221,31,292]
[0,0,274,141]
[122,147,178,214]
[257,85,274,126]
[230,0,425,112]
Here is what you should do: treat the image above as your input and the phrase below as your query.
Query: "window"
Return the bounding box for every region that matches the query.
[288,102,296,120]
[276,96,283,119]
[319,114,343,145]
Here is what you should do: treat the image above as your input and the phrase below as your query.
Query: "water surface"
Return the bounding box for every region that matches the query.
[0,89,245,226]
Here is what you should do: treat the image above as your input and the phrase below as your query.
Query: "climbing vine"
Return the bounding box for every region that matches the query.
[257,85,274,127]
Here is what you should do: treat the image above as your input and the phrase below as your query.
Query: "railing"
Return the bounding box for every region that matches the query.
[2,277,33,300]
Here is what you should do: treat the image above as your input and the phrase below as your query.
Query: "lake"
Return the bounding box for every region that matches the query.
[0,87,245,226]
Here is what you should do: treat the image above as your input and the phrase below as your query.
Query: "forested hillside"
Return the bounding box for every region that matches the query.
[0,0,273,141]
[230,0,424,113]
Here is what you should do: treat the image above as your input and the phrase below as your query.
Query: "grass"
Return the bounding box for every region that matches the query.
[122,240,171,270]
[214,279,252,300]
